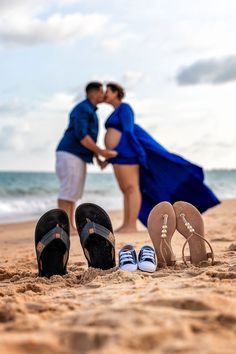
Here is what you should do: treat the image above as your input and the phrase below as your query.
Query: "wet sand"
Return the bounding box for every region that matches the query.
[0,200,236,354]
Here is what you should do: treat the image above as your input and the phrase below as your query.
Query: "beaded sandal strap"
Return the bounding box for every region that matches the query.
[160,214,176,266]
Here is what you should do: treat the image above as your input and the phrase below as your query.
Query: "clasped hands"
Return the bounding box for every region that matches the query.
[95,149,117,170]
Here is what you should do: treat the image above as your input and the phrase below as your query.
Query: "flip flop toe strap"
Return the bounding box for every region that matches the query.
[36,225,70,265]
[80,221,115,249]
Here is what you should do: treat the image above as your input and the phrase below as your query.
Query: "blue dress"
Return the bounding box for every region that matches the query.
[105,103,220,226]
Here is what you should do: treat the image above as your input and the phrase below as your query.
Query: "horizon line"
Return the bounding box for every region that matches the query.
[0,168,236,174]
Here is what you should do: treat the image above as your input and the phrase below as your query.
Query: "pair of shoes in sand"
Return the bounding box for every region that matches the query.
[119,245,157,273]
[35,201,214,278]
[35,203,116,277]
[148,201,214,267]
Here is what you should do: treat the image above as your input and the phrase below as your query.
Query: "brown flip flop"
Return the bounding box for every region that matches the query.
[147,201,176,267]
[173,201,214,266]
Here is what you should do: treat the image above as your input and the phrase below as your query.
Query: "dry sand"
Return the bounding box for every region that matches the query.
[0,200,236,354]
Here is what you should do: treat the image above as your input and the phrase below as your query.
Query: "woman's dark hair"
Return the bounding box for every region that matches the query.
[85,81,103,95]
[106,82,125,100]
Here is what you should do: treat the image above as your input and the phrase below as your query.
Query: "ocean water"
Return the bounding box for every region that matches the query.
[0,172,122,223]
[0,170,235,223]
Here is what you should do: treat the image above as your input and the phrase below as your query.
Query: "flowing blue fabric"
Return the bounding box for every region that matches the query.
[105,103,220,226]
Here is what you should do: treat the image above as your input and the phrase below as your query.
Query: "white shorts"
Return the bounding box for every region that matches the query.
[56,151,86,203]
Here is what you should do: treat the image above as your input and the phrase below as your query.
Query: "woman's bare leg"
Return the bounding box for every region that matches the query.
[113,165,128,230]
[124,193,129,226]
[113,164,141,233]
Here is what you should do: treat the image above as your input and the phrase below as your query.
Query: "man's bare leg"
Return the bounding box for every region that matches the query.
[58,199,77,235]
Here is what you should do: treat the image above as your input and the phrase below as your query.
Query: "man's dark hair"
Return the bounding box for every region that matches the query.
[106,82,125,100]
[85,81,103,95]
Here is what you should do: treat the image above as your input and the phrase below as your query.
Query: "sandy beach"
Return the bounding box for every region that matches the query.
[0,200,236,354]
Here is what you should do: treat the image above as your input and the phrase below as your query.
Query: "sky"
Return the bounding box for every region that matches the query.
[0,0,236,172]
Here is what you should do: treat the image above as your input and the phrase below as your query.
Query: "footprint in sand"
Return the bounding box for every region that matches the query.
[184,269,205,278]
[88,316,119,328]
[85,283,102,289]
[25,302,47,313]
[0,303,15,323]
[228,265,236,271]
[0,269,18,281]
[59,329,111,352]
[216,313,236,328]
[207,271,236,280]
[150,272,170,278]
[228,243,236,251]
[144,298,212,311]
[16,283,43,294]
[10,275,21,282]
[0,338,61,354]
[231,225,236,233]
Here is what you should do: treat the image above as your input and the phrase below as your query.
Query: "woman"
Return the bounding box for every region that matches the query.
[103,82,220,233]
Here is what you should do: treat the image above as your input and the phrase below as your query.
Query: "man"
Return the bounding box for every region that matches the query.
[56,81,117,232]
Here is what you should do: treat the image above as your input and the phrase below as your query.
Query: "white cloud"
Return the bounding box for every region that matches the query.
[0,93,74,154]
[0,2,109,46]
[39,92,74,113]
[57,0,81,6]
[123,71,149,90]
[0,123,30,151]
[101,38,122,53]
[176,19,236,58]
[0,98,31,115]
[100,29,140,54]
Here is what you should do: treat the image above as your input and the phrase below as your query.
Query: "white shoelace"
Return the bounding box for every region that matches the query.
[120,251,135,264]
[140,249,155,262]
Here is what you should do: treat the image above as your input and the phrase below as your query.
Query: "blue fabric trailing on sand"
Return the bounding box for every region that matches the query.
[105,103,220,226]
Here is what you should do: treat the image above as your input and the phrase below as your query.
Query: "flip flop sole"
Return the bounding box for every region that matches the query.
[173,201,208,265]
[75,203,115,270]
[147,202,176,267]
[35,209,70,277]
